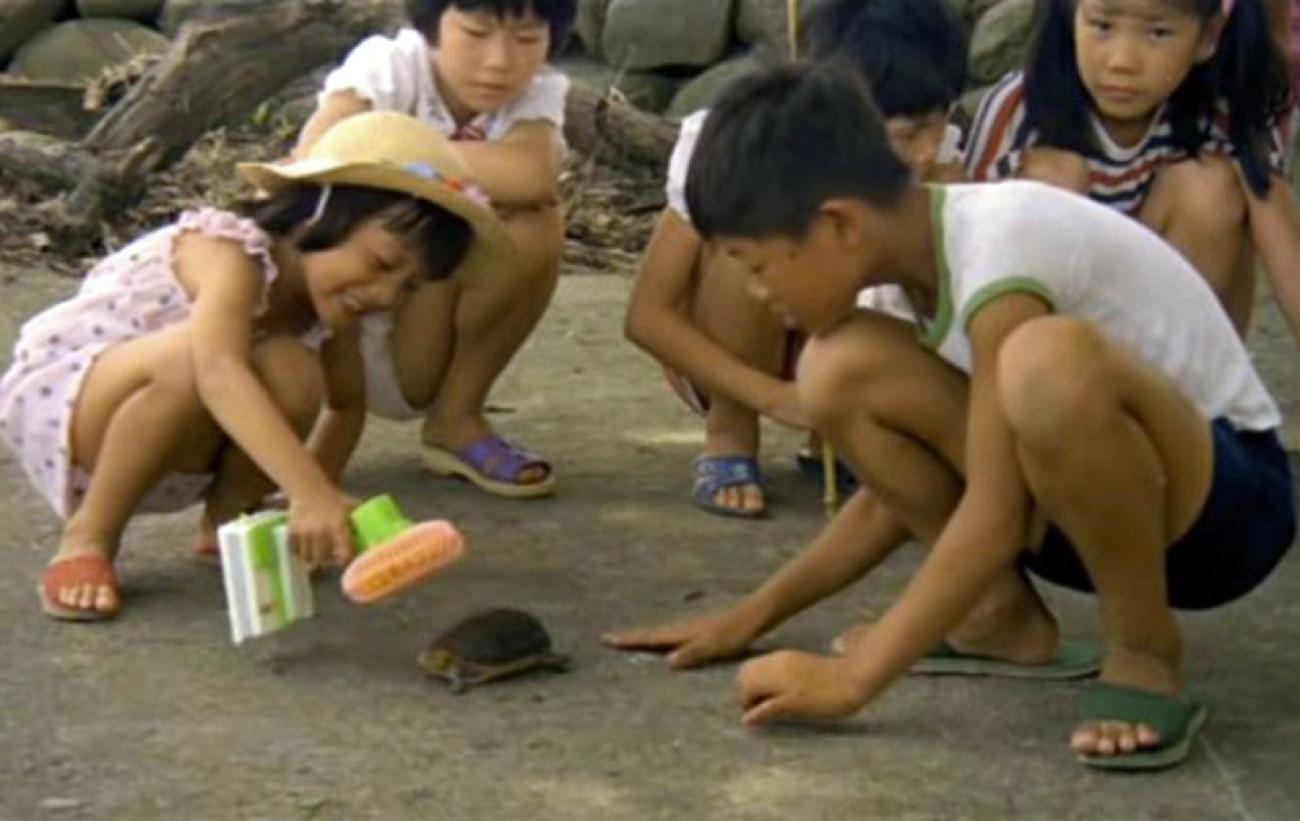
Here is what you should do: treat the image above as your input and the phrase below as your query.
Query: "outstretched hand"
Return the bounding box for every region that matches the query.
[602,608,761,669]
[736,650,868,727]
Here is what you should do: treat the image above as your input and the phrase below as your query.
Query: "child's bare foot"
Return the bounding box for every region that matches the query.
[40,543,121,621]
[832,604,1059,667]
[1070,646,1184,758]
[835,576,1061,666]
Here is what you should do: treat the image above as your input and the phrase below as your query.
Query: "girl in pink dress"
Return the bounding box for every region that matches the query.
[0,112,505,621]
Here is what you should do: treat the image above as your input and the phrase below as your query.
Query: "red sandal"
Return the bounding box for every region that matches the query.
[38,554,121,622]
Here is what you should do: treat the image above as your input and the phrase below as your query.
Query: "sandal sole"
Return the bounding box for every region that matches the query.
[422,446,555,499]
[36,584,118,622]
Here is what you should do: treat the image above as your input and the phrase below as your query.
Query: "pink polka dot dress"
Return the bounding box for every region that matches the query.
[0,208,298,519]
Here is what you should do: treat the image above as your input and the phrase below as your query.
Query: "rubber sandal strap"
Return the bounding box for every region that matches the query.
[459,435,551,484]
[1079,683,1201,747]
[692,456,764,494]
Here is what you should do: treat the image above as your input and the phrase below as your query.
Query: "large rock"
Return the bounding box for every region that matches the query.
[602,0,735,71]
[77,0,165,21]
[667,51,763,118]
[574,0,612,59]
[0,0,61,63]
[554,55,681,114]
[735,0,785,53]
[9,19,171,85]
[968,0,1034,85]
[158,0,264,36]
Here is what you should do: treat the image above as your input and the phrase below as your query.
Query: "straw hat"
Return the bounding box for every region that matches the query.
[239,111,511,278]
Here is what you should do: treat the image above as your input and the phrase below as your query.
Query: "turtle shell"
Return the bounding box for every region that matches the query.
[418,608,570,692]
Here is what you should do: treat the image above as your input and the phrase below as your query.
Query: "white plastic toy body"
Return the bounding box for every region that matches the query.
[218,511,315,644]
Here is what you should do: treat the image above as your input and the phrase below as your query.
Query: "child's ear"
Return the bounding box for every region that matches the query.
[816,199,871,254]
[1194,16,1228,63]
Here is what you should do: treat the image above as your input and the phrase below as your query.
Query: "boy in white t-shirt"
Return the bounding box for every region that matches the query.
[625,0,967,519]
[293,0,575,498]
[607,62,1295,771]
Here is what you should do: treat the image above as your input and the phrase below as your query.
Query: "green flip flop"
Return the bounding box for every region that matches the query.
[1076,682,1208,771]
[830,631,1102,680]
[916,639,1102,680]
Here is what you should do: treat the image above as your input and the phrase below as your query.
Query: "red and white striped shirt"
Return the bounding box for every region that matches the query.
[964,71,1286,215]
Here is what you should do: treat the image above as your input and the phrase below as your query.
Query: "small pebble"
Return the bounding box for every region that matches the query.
[39,797,82,811]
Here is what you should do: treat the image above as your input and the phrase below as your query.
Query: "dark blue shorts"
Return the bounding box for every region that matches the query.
[1023,419,1296,611]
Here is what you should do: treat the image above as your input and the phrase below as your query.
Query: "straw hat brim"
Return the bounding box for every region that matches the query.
[238,159,512,279]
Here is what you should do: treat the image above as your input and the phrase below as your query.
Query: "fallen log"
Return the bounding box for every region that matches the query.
[0,0,398,226]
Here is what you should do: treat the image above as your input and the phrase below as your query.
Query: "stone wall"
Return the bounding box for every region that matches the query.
[558,0,1034,118]
[2,0,1035,122]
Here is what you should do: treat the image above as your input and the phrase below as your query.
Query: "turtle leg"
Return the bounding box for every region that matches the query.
[543,653,572,673]
[447,668,467,694]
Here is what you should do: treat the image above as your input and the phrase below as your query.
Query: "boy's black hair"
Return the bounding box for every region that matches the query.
[1024,0,1291,196]
[242,184,473,283]
[685,60,912,240]
[407,0,576,53]
[801,0,968,118]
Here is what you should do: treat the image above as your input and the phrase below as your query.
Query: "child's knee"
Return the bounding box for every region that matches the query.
[251,337,323,433]
[1158,155,1246,228]
[146,342,206,419]
[998,317,1116,440]
[503,205,564,283]
[797,316,907,426]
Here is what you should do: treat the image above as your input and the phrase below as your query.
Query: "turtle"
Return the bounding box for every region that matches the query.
[417,608,571,693]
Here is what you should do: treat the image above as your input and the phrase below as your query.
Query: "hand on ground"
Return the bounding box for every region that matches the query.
[602,607,761,668]
[736,650,867,726]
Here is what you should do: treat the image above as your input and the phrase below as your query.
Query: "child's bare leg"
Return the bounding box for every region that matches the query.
[55,327,229,614]
[800,312,1060,662]
[692,250,788,514]
[418,205,563,482]
[198,337,325,545]
[1140,156,1254,331]
[997,316,1213,756]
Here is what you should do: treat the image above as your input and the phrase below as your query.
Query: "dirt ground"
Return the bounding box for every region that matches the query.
[3,41,1297,821]
[2,257,1299,819]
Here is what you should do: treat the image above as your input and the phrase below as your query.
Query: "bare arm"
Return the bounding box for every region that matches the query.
[307,324,367,481]
[293,90,373,158]
[1246,173,1300,348]
[177,234,353,562]
[625,208,803,426]
[840,294,1046,702]
[605,489,910,666]
[450,120,565,209]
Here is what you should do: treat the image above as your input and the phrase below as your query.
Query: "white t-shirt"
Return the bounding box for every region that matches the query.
[878,181,1278,431]
[321,28,569,419]
[321,28,570,140]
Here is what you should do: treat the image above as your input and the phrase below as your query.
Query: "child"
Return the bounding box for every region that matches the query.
[0,112,506,622]
[625,0,967,518]
[965,0,1300,338]
[606,62,1294,771]
[293,0,576,498]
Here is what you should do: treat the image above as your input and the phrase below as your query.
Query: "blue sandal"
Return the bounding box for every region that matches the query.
[423,434,555,499]
[691,456,767,519]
